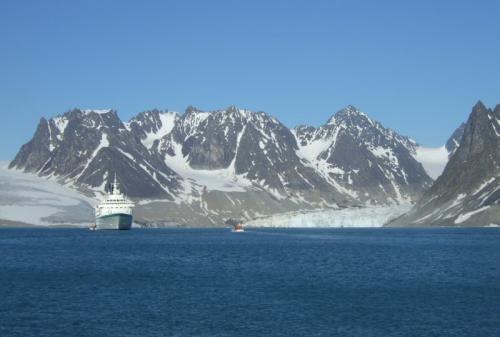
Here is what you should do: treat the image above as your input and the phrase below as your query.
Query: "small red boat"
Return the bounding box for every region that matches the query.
[225,219,245,232]
[232,223,244,232]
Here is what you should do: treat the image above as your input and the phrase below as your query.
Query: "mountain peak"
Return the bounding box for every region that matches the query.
[345,104,359,111]
[327,105,370,125]
[338,105,363,116]
[494,104,500,115]
[226,105,239,113]
[469,100,492,123]
[134,109,162,119]
[184,105,204,115]
[473,100,487,111]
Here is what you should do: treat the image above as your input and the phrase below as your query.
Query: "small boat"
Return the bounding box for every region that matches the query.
[232,223,245,232]
[225,218,245,232]
[89,223,97,231]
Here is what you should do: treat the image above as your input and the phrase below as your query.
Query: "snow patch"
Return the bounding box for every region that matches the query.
[473,177,496,195]
[164,139,252,194]
[296,138,332,162]
[370,146,399,166]
[82,109,112,114]
[142,112,177,149]
[412,146,448,179]
[53,116,69,139]
[454,206,490,224]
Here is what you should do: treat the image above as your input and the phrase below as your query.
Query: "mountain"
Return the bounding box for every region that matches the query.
[292,105,433,204]
[10,109,181,199]
[390,102,500,227]
[10,105,434,226]
[150,106,348,203]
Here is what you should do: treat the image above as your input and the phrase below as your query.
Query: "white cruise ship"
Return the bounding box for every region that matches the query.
[94,176,135,230]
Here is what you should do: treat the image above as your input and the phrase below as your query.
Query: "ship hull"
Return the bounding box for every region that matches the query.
[95,213,133,230]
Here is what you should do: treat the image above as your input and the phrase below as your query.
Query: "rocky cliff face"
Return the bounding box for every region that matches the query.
[390,102,500,227]
[10,105,434,226]
[445,122,466,157]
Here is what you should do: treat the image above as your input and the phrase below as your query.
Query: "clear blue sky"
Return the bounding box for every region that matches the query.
[1,0,499,160]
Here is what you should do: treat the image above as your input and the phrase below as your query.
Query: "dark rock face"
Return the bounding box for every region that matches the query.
[184,106,245,169]
[390,101,500,227]
[293,106,432,204]
[10,109,180,199]
[445,122,466,157]
[10,118,53,173]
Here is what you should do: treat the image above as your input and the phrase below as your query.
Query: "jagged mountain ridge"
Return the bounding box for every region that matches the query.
[10,109,181,199]
[390,101,500,227]
[10,105,434,225]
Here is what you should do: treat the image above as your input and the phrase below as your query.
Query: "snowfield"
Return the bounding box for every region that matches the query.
[0,162,95,226]
[412,146,449,179]
[246,204,412,228]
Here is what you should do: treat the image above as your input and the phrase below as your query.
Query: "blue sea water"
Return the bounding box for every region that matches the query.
[0,227,500,337]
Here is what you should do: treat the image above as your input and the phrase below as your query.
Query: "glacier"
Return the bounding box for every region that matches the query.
[412,146,449,179]
[246,204,412,228]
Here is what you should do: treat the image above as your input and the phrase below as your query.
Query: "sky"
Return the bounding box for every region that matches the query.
[1,0,499,160]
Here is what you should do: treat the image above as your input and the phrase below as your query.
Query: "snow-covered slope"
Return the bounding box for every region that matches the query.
[412,146,449,179]
[411,121,469,180]
[0,162,95,226]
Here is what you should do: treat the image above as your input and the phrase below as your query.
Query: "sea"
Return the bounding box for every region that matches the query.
[0,227,499,337]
